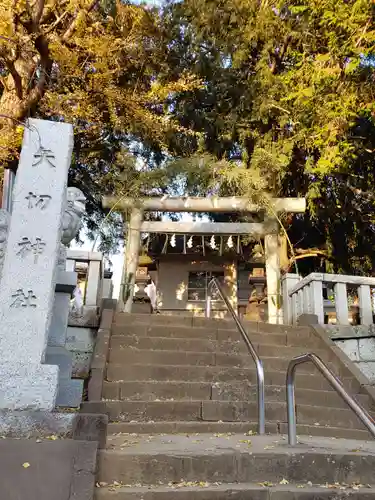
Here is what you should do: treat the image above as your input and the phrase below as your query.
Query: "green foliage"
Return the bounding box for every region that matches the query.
[1,0,375,270]
[157,0,375,274]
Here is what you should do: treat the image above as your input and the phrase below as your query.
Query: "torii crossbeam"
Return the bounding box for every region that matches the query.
[103,196,306,323]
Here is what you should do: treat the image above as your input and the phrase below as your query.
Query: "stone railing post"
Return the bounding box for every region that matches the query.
[310,279,324,324]
[334,282,349,325]
[85,256,103,306]
[102,270,114,300]
[358,285,373,326]
[66,257,76,272]
[288,273,324,325]
[281,273,300,325]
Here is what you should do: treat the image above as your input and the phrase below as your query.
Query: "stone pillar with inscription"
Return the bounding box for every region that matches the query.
[0,209,10,278]
[0,118,73,410]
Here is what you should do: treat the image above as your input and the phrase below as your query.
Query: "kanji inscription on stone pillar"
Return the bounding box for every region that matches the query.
[0,118,73,410]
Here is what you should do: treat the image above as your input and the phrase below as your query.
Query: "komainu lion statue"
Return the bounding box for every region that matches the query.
[61,187,87,246]
[57,187,86,270]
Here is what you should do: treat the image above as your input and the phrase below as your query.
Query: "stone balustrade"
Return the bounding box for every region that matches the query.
[66,250,103,306]
[65,250,113,382]
[283,273,375,326]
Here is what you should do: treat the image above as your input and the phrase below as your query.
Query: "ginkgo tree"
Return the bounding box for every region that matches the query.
[0,0,199,245]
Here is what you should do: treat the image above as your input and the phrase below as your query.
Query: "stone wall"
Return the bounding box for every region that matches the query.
[326,325,375,383]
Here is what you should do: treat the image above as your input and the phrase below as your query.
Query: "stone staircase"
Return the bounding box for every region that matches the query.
[85,313,375,499]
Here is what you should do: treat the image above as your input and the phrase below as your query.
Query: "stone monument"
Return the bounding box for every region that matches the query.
[0,118,73,410]
[0,209,10,277]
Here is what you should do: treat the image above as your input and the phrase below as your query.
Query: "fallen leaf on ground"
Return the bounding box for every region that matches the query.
[238,439,252,445]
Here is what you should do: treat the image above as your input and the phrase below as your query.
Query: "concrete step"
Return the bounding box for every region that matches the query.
[113,313,243,331]
[110,335,218,353]
[84,400,275,422]
[213,384,370,409]
[111,324,321,348]
[106,421,373,440]
[114,313,196,328]
[112,324,218,340]
[114,313,312,336]
[107,349,251,367]
[110,335,324,357]
[105,364,360,393]
[97,434,375,485]
[108,349,335,373]
[82,400,368,429]
[106,363,260,384]
[103,380,213,401]
[102,381,370,410]
[254,343,329,359]
[95,481,375,499]
[108,420,266,435]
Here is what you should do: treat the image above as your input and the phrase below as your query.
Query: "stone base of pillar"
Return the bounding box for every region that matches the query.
[0,363,59,411]
[55,378,84,407]
[0,410,108,449]
[47,270,82,407]
[45,347,83,407]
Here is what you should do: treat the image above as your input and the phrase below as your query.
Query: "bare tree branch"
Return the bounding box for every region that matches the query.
[19,33,52,115]
[4,59,23,99]
[40,0,69,24]
[63,0,99,40]
[270,35,291,75]
[355,20,371,48]
[282,250,328,273]
[33,0,45,26]
[43,10,69,35]
[0,42,23,100]
[0,76,9,91]
[0,35,18,45]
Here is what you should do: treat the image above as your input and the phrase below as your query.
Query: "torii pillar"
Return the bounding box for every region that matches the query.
[102,196,306,322]
[120,207,143,313]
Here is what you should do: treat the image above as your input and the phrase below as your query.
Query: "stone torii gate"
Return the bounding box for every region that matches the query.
[102,195,306,324]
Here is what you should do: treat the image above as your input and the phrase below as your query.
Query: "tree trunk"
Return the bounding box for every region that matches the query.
[0,57,36,125]
[0,57,38,170]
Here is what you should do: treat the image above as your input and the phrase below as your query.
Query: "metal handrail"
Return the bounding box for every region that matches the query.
[206,277,266,435]
[286,353,375,445]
